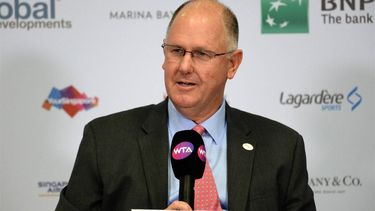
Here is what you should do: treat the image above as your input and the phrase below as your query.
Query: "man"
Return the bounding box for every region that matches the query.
[56,0,316,210]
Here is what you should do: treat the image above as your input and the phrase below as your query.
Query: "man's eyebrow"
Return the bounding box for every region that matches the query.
[166,43,214,52]
[170,44,182,47]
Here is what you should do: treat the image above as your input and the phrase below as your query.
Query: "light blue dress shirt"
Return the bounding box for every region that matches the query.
[167,99,228,209]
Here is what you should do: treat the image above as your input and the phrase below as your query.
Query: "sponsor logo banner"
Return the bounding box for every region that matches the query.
[321,0,375,25]
[42,85,99,117]
[38,180,67,197]
[0,0,72,30]
[309,175,363,195]
[261,0,309,34]
[279,86,362,111]
[109,10,173,20]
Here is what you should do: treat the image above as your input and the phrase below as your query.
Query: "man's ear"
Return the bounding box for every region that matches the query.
[227,49,243,79]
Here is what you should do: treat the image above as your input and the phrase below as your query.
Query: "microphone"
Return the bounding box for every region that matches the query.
[171,130,206,209]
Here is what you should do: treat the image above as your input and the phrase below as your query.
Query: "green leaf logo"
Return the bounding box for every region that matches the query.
[261,0,309,34]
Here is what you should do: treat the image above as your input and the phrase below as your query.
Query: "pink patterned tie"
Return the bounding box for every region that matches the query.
[193,125,222,211]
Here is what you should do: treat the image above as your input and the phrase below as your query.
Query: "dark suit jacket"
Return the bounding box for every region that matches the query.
[56,100,315,211]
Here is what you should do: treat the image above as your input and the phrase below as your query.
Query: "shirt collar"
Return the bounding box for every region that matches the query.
[167,99,226,145]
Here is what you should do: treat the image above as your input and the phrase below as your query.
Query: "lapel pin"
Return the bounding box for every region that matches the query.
[242,143,254,151]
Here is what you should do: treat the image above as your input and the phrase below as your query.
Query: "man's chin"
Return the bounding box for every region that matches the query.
[169,96,197,109]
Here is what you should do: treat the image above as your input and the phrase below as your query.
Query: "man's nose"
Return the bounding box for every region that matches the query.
[178,52,194,74]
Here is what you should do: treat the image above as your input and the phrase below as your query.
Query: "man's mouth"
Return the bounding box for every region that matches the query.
[177,81,196,86]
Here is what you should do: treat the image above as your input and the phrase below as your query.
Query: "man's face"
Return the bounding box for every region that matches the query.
[162,7,238,121]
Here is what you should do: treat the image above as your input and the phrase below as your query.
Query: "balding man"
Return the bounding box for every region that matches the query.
[56,1,315,210]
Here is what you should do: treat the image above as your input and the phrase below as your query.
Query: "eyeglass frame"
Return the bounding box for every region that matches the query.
[161,43,236,62]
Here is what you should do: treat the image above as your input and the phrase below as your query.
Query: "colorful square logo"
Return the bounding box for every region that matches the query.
[261,0,309,34]
[42,85,98,117]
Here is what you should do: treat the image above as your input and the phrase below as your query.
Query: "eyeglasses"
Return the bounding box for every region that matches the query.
[161,43,235,62]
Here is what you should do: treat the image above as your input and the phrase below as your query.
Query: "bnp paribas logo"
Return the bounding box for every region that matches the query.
[261,0,309,34]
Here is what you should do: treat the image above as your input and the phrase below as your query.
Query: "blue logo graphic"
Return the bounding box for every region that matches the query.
[347,86,362,111]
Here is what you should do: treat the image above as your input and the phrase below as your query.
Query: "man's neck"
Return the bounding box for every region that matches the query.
[176,105,222,124]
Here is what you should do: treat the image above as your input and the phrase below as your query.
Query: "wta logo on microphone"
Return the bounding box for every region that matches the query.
[172,142,194,160]
[198,145,206,162]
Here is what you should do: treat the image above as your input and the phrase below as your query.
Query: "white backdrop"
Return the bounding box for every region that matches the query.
[1,0,374,210]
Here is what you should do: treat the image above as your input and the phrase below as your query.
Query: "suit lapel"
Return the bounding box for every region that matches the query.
[226,105,257,210]
[138,100,169,208]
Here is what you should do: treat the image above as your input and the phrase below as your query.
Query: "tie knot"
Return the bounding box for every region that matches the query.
[192,124,205,135]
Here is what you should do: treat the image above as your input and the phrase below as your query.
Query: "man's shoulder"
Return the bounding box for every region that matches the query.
[228,105,299,137]
[228,106,303,154]
[88,100,167,129]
